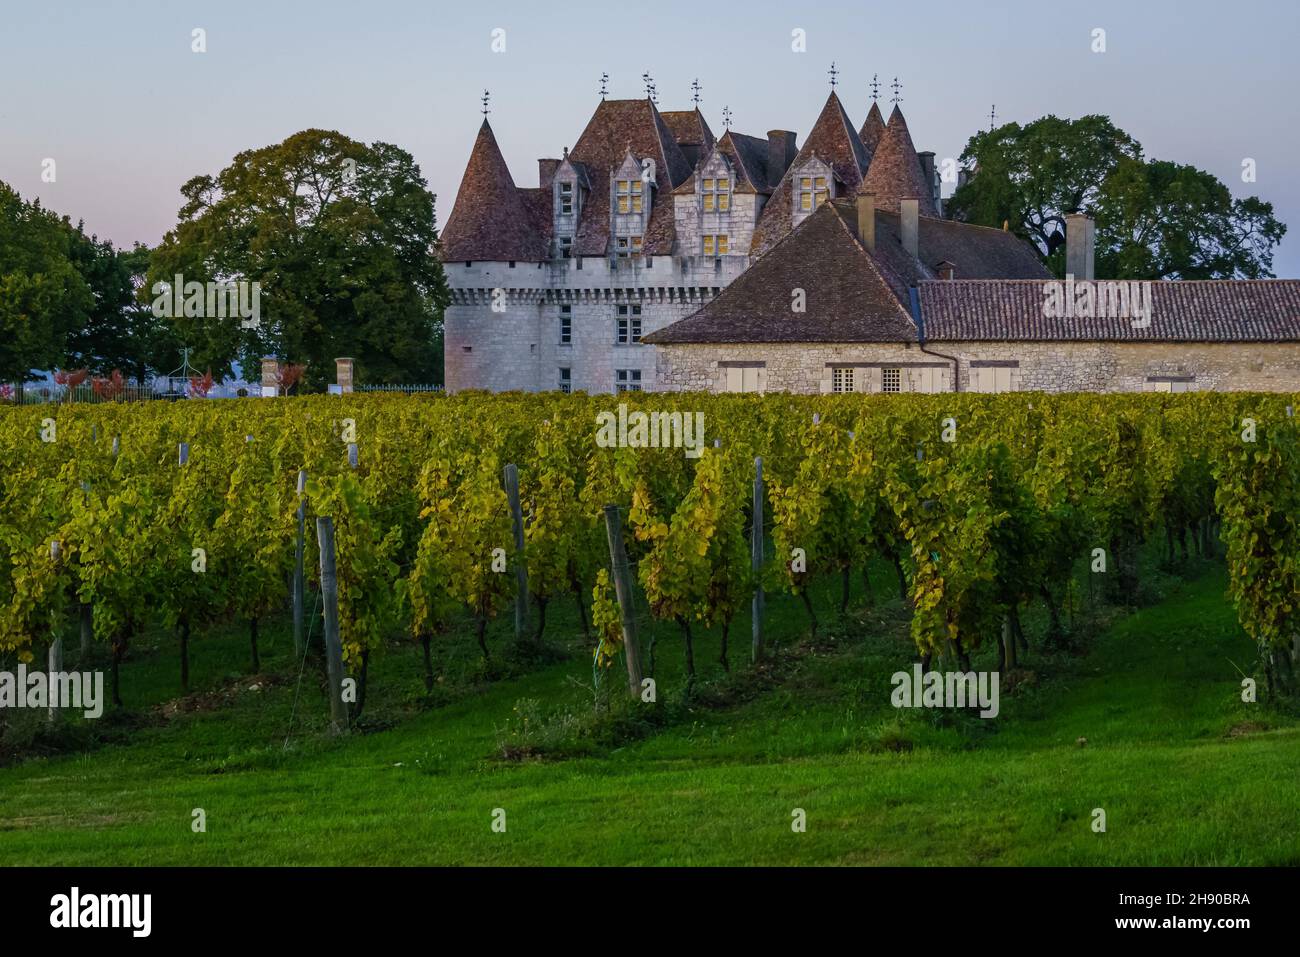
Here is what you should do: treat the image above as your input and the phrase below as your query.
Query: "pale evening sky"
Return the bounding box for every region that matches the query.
[1,0,1296,275]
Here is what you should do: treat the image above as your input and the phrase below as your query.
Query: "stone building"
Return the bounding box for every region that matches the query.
[438,88,944,393]
[644,196,1300,394]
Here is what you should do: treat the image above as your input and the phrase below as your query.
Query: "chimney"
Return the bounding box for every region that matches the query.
[767,130,798,188]
[857,192,876,252]
[917,151,937,203]
[900,198,920,260]
[1065,213,1095,280]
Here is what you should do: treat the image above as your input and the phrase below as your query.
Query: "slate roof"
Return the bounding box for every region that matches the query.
[859,106,939,217]
[750,92,872,256]
[440,120,549,262]
[858,101,886,159]
[568,98,695,257]
[660,108,716,168]
[644,202,919,344]
[645,199,1055,345]
[919,279,1300,341]
[673,130,773,196]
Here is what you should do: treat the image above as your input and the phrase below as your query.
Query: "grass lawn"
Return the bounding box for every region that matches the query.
[1,554,1296,866]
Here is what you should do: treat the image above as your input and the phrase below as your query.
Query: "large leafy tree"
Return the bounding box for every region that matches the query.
[147,129,450,388]
[948,115,1285,280]
[66,235,180,381]
[0,182,92,382]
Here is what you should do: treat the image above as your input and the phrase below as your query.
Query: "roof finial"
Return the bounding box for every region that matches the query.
[890,77,902,105]
[870,73,881,102]
[722,105,733,130]
[481,89,491,117]
[599,72,609,101]
[642,71,657,103]
[989,104,997,131]
[828,61,839,89]
[691,78,702,107]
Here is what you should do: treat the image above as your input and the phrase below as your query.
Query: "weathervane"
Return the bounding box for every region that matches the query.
[722,105,733,130]
[481,89,490,117]
[599,72,609,100]
[989,104,997,130]
[869,73,881,102]
[642,71,657,103]
[890,77,903,105]
[828,61,839,89]
[691,78,702,107]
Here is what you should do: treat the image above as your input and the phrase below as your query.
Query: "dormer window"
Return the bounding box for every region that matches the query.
[559,181,573,215]
[702,235,729,256]
[702,177,730,212]
[616,236,642,258]
[798,176,829,211]
[616,179,643,214]
[559,236,573,258]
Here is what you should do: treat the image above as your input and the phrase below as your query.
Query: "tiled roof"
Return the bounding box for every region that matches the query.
[659,109,715,150]
[440,120,548,262]
[859,106,939,217]
[750,92,871,256]
[644,202,919,344]
[719,131,772,194]
[875,212,1051,281]
[646,198,1056,346]
[568,98,694,257]
[858,101,886,159]
[919,279,1300,341]
[671,130,772,197]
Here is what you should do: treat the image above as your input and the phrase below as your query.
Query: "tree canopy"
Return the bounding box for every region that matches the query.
[147,129,451,388]
[947,115,1287,280]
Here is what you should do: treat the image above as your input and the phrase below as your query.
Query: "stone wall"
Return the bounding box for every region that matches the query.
[652,340,1300,394]
[444,255,749,393]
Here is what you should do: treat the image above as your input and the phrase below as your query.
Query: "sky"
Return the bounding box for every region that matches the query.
[2,0,1297,276]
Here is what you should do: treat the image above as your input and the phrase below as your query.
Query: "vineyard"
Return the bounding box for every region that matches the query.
[1,391,1299,864]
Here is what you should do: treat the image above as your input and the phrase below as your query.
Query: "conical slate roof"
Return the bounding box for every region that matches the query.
[858,101,886,159]
[750,91,871,256]
[859,106,939,217]
[441,120,547,262]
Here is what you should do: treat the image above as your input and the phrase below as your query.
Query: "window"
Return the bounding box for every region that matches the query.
[559,367,571,394]
[559,305,572,344]
[798,176,829,211]
[702,235,729,256]
[616,236,642,258]
[559,236,573,258]
[882,368,902,393]
[702,176,730,213]
[616,304,642,344]
[1147,376,1194,393]
[832,367,855,393]
[724,364,765,393]
[970,364,1019,394]
[615,369,642,393]
[616,179,643,214]
[558,182,573,215]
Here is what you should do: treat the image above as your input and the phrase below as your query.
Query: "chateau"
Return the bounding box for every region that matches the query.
[441,87,1300,395]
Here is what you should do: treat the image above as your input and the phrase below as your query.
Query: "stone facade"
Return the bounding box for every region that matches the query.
[444,255,748,393]
[653,341,1300,394]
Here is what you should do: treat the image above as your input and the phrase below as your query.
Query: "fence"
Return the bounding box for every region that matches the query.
[0,381,255,405]
[355,383,445,395]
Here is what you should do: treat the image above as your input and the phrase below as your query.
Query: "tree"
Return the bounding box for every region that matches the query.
[147,130,451,387]
[948,115,1140,257]
[1095,158,1286,279]
[0,182,92,382]
[948,115,1285,279]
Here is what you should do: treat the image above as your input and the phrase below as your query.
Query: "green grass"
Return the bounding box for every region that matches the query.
[1,554,1297,866]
